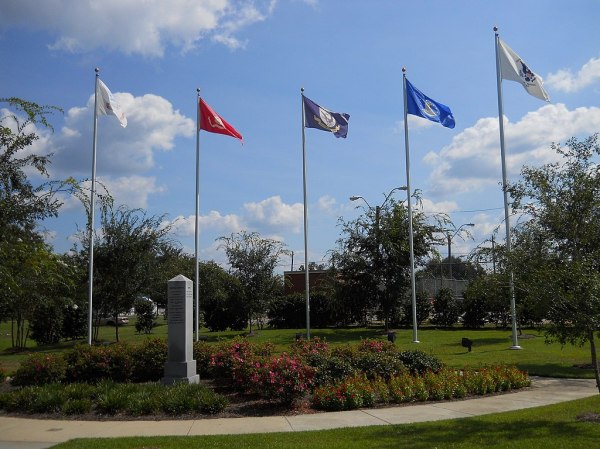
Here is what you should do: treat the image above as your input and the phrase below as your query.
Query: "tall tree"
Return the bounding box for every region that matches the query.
[331,198,444,331]
[218,231,288,333]
[507,134,600,392]
[73,203,177,342]
[0,98,77,349]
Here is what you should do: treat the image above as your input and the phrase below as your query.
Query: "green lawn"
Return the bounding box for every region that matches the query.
[50,395,600,449]
[0,320,595,379]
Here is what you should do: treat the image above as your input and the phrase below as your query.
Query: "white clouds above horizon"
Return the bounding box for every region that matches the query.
[546,56,600,93]
[0,0,278,56]
[423,103,600,198]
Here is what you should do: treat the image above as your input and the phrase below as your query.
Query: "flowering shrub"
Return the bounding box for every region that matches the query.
[357,338,395,353]
[64,343,133,383]
[462,366,530,395]
[12,353,66,386]
[312,374,375,411]
[245,353,315,404]
[388,374,414,403]
[193,341,214,377]
[130,338,167,382]
[209,337,274,380]
[290,336,330,359]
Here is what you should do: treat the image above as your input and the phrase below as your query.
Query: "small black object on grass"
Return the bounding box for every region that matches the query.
[461,337,473,352]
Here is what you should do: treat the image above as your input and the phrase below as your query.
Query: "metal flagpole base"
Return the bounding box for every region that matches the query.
[510,345,522,350]
[412,340,420,344]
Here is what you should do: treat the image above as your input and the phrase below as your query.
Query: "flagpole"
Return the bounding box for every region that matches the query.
[87,68,100,346]
[301,88,311,339]
[402,69,419,344]
[494,27,521,350]
[195,88,201,342]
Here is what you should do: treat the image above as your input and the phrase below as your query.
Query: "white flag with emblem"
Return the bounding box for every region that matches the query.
[498,39,549,102]
[97,79,128,127]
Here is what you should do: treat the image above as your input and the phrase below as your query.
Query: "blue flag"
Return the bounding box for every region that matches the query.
[303,96,350,138]
[405,79,455,129]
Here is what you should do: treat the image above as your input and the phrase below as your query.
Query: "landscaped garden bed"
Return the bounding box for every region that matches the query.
[0,336,530,418]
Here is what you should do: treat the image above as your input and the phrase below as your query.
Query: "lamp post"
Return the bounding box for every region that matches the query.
[350,186,408,332]
[445,223,475,279]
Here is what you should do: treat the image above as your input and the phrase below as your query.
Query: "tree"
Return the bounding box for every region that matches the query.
[331,198,445,331]
[431,287,461,327]
[78,204,177,342]
[200,261,246,332]
[0,98,78,349]
[218,231,288,333]
[507,135,600,392]
[134,297,156,334]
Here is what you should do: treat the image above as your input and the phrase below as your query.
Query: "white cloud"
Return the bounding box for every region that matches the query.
[0,0,278,56]
[546,57,600,93]
[51,91,194,178]
[424,103,600,197]
[316,195,337,214]
[167,210,244,237]
[393,115,436,134]
[244,195,304,233]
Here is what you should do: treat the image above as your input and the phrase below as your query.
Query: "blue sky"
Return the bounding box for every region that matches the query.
[2,0,600,273]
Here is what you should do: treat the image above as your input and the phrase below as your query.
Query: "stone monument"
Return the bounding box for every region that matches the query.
[162,274,199,384]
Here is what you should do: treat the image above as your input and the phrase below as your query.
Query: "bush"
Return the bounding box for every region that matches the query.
[354,351,407,380]
[208,337,274,380]
[12,353,66,386]
[312,374,375,411]
[65,343,133,383]
[29,300,64,346]
[193,341,215,377]
[134,298,156,334]
[431,288,462,327]
[62,302,87,340]
[244,353,316,404]
[310,355,356,387]
[461,289,489,328]
[398,350,443,375]
[131,338,167,382]
[161,383,228,415]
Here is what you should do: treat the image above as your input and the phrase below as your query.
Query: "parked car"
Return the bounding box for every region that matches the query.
[99,315,129,326]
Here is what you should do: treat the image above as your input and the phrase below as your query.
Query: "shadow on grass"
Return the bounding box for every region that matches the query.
[517,362,595,378]
[363,417,600,449]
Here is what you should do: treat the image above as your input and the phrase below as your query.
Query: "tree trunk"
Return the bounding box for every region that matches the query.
[589,329,600,393]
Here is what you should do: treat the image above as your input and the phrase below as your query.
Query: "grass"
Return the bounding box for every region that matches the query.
[0,320,595,378]
[49,395,600,449]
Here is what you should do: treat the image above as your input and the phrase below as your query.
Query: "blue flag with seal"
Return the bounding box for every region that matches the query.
[303,96,350,138]
[405,79,455,129]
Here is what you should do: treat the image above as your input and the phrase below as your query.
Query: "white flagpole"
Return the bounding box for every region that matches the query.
[195,88,201,342]
[301,88,311,339]
[402,68,420,344]
[87,68,100,345]
[494,27,521,349]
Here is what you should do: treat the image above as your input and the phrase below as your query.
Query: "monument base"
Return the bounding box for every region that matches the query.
[162,360,199,385]
[161,374,200,385]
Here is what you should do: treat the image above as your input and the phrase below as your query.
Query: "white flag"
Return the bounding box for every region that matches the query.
[498,39,549,102]
[97,79,128,127]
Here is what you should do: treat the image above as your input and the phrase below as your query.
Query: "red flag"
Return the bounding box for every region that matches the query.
[199,98,243,142]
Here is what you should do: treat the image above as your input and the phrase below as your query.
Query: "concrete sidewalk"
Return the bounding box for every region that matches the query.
[0,377,597,449]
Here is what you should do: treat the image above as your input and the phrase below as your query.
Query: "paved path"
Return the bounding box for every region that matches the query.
[0,377,597,449]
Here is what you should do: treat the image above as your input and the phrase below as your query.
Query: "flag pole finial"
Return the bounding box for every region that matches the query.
[493,26,499,33]
[196,88,200,95]
[402,67,406,73]
[95,67,99,75]
[301,87,304,94]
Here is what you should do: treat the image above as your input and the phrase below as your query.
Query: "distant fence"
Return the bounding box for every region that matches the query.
[417,277,469,298]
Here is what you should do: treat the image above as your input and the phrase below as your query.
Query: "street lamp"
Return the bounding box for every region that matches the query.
[446,223,475,279]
